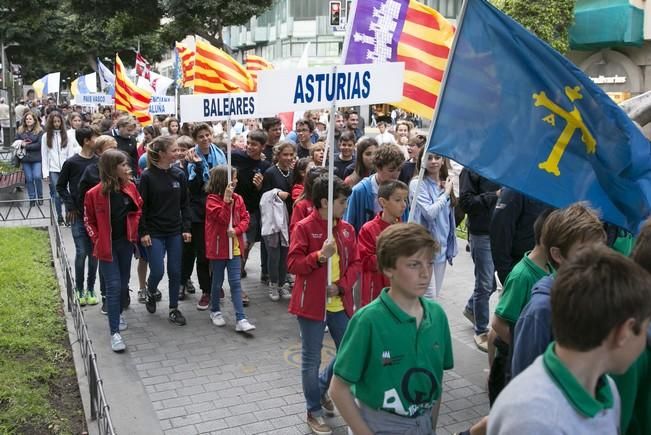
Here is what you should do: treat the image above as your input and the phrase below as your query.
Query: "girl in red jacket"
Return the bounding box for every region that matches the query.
[204,166,255,332]
[289,166,327,236]
[84,149,142,353]
[287,175,360,434]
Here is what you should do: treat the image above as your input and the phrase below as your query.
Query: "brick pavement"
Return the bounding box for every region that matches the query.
[59,228,492,435]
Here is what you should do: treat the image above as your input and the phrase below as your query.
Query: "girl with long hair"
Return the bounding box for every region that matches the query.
[261,141,295,301]
[163,117,180,136]
[409,147,458,298]
[41,111,75,224]
[84,149,142,352]
[16,111,44,206]
[343,137,378,187]
[66,112,83,149]
[204,166,255,332]
[139,136,191,325]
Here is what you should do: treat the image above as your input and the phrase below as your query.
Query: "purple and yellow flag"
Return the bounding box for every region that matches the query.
[343,0,455,119]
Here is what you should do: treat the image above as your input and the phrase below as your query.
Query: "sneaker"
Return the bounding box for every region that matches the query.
[306,413,332,435]
[100,298,107,315]
[463,308,475,327]
[210,311,226,327]
[145,290,157,313]
[154,289,162,302]
[86,290,98,305]
[185,280,196,294]
[236,318,256,332]
[268,283,280,301]
[279,283,292,300]
[179,284,186,301]
[168,309,187,326]
[111,333,126,352]
[474,332,489,353]
[197,293,210,310]
[119,314,128,331]
[260,273,269,283]
[137,289,146,303]
[77,291,87,306]
[321,392,335,417]
[57,216,65,226]
[242,291,250,307]
[241,268,247,279]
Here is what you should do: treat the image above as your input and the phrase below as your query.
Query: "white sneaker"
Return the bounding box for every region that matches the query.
[119,314,128,331]
[111,333,126,352]
[279,283,292,300]
[236,318,256,332]
[268,283,280,301]
[210,311,226,327]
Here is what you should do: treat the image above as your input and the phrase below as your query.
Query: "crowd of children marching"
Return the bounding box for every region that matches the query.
[35,104,651,435]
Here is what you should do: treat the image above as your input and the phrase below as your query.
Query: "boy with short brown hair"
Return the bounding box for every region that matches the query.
[489,245,651,434]
[330,223,453,435]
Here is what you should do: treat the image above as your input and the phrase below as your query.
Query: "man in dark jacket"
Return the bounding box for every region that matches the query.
[459,169,500,352]
[490,188,550,283]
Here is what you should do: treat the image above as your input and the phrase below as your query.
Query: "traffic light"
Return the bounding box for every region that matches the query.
[330,1,341,26]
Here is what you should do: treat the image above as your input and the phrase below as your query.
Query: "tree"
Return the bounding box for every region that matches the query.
[491,0,575,54]
[162,0,274,48]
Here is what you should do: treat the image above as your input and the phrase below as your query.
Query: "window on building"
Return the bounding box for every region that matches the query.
[316,41,340,57]
[291,0,329,20]
[424,0,462,18]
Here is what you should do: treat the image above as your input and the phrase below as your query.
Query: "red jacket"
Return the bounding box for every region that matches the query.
[358,213,397,307]
[84,182,142,262]
[291,183,304,202]
[290,198,314,236]
[288,210,360,321]
[205,193,250,260]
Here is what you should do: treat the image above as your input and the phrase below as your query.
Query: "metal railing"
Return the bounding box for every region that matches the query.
[0,197,50,221]
[48,202,117,435]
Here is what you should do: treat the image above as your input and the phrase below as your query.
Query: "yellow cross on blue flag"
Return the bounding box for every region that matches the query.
[428,0,651,233]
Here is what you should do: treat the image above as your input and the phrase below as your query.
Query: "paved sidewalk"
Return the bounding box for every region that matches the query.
[59,228,491,435]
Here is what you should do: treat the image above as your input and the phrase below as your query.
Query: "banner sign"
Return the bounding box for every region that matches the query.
[148,95,176,115]
[77,93,114,107]
[256,62,404,113]
[180,92,262,122]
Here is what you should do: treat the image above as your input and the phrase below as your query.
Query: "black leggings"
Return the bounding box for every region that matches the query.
[188,222,211,294]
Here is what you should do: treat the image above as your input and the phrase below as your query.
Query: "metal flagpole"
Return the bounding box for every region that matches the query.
[326,65,338,290]
[227,117,233,259]
[408,0,469,222]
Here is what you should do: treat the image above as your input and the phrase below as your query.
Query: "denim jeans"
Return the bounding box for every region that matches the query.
[22,161,43,200]
[48,171,63,219]
[99,239,133,334]
[297,311,349,416]
[466,234,495,334]
[146,234,182,309]
[71,219,97,292]
[210,256,245,321]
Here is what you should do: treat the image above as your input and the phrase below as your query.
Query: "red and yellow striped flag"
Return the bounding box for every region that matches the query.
[176,42,195,89]
[114,54,152,126]
[194,37,255,94]
[396,1,455,118]
[245,54,273,90]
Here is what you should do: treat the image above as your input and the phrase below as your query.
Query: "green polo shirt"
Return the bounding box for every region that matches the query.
[494,252,551,325]
[334,288,453,418]
[612,348,651,435]
[543,343,615,417]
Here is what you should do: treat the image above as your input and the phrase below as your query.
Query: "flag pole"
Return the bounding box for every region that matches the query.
[326,65,338,291]
[408,0,469,222]
[227,116,233,260]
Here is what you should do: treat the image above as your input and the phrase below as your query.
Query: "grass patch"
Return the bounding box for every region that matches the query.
[0,227,86,434]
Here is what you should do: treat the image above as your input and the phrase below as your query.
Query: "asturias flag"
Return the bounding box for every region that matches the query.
[428,0,651,233]
[32,72,61,98]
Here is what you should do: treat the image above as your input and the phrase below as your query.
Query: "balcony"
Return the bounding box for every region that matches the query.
[570,0,644,50]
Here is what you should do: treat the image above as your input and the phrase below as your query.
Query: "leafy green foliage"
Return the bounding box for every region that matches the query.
[0,228,76,434]
[491,0,576,54]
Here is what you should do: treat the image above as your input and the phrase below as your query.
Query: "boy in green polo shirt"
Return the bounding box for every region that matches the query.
[329,223,453,435]
[612,219,651,435]
[488,245,651,434]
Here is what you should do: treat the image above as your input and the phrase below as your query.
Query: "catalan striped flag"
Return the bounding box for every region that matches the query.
[245,54,273,89]
[176,42,195,89]
[194,37,255,94]
[343,0,455,119]
[114,54,152,126]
